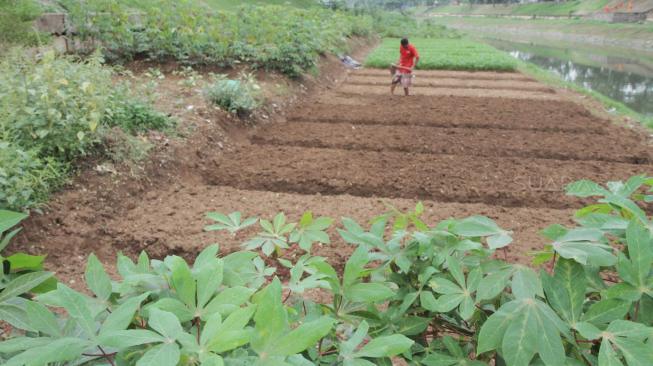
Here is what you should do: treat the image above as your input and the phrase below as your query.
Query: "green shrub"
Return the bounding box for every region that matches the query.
[204,74,261,116]
[0,143,65,211]
[62,2,374,76]
[0,0,45,46]
[1,176,652,365]
[0,49,172,209]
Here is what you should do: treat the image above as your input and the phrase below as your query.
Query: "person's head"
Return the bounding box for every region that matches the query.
[401,38,409,48]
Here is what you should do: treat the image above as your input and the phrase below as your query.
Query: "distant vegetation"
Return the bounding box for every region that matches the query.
[365,37,517,71]
[431,0,612,16]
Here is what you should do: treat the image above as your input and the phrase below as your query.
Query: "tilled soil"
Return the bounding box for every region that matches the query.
[203,145,648,209]
[251,122,652,164]
[292,95,618,133]
[14,64,653,286]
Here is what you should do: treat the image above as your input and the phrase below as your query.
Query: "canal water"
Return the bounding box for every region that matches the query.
[484,38,653,116]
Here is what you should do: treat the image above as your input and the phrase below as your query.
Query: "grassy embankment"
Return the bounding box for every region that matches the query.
[430,0,612,16]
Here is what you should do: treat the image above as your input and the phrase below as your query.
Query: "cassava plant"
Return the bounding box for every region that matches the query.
[0,175,652,366]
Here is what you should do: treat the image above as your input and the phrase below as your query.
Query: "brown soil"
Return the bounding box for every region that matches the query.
[347,75,555,93]
[11,45,653,287]
[292,94,616,133]
[251,122,652,164]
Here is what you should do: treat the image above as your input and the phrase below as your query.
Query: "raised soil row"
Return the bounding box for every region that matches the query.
[251,122,652,164]
[351,69,535,81]
[290,95,617,134]
[346,75,555,93]
[337,84,560,100]
[203,145,650,209]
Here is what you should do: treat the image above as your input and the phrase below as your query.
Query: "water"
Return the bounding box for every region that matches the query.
[484,38,653,116]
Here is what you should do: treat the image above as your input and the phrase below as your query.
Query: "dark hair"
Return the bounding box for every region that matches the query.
[401,38,409,46]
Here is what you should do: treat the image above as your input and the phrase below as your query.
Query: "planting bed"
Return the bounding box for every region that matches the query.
[14,65,653,286]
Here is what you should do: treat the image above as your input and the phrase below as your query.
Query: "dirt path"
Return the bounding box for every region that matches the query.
[14,64,653,285]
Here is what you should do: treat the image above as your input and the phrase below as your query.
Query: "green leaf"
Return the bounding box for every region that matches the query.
[25,300,60,336]
[251,278,287,353]
[345,283,394,303]
[541,258,586,324]
[343,246,368,288]
[532,301,566,366]
[85,253,112,301]
[429,277,463,295]
[599,338,624,366]
[612,337,653,366]
[574,322,602,340]
[5,253,45,271]
[421,353,461,366]
[99,329,165,349]
[136,342,181,366]
[581,299,631,325]
[205,211,257,233]
[477,267,513,301]
[0,210,27,235]
[100,293,148,335]
[4,337,90,366]
[420,291,439,312]
[0,304,34,331]
[354,334,414,358]
[0,271,53,303]
[625,220,652,287]
[273,317,334,356]
[203,286,254,318]
[477,300,526,355]
[151,298,194,322]
[459,294,475,320]
[552,229,616,266]
[164,256,196,308]
[0,337,52,353]
[502,305,537,366]
[453,216,504,237]
[57,283,97,338]
[511,265,543,299]
[435,293,465,312]
[196,259,224,309]
[148,308,183,340]
[566,180,607,198]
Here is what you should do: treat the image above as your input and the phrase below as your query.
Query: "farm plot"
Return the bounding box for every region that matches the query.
[14,60,653,286]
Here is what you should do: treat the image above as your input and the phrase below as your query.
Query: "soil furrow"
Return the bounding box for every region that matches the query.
[346,76,555,93]
[337,84,560,99]
[288,96,616,134]
[351,69,535,81]
[250,122,651,164]
[202,145,650,209]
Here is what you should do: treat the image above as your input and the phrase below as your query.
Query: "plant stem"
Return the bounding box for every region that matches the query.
[283,290,292,304]
[99,346,116,366]
[550,252,557,273]
[633,300,640,322]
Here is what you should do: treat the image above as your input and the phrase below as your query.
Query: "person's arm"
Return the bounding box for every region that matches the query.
[412,46,420,69]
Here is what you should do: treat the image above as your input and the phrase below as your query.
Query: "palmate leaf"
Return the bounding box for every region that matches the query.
[451,216,513,249]
[204,211,258,234]
[289,211,333,252]
[477,298,567,366]
[578,320,653,366]
[541,258,586,324]
[551,228,616,266]
[0,210,27,236]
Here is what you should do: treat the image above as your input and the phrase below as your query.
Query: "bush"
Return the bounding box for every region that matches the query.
[0,49,173,210]
[0,0,45,46]
[0,143,65,211]
[204,74,261,116]
[62,2,374,76]
[0,176,652,365]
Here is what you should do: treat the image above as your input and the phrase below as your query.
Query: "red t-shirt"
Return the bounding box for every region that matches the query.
[399,44,419,74]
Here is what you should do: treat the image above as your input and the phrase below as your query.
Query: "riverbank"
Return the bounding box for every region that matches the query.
[432,16,653,51]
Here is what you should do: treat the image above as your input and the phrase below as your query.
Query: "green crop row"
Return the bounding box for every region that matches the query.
[0,175,652,365]
[58,1,374,77]
[0,50,173,210]
[365,37,518,71]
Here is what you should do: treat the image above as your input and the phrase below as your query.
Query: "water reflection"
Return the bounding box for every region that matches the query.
[487,39,653,116]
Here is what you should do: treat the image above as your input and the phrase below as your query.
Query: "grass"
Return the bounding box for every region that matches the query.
[365,38,517,71]
[430,0,612,16]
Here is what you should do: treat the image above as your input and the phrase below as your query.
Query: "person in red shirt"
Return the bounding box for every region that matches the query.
[391,38,420,96]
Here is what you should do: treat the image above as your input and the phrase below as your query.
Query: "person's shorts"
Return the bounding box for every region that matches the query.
[392,73,413,88]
